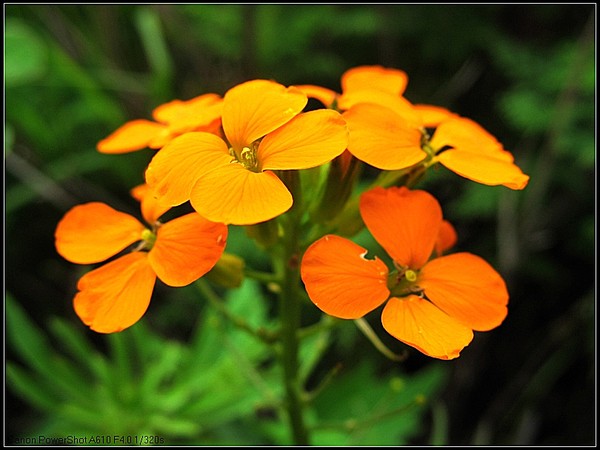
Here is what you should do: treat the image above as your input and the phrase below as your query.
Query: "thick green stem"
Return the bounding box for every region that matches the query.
[276,170,310,445]
[277,249,309,444]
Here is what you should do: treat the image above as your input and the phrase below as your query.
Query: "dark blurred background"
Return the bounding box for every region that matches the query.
[5,4,596,446]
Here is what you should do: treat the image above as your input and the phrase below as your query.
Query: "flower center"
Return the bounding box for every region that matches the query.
[140,228,157,250]
[387,267,422,298]
[230,145,259,172]
[404,269,417,282]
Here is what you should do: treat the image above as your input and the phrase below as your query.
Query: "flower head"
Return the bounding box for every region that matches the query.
[298,65,529,189]
[145,79,348,225]
[97,94,223,154]
[301,186,509,360]
[55,193,227,333]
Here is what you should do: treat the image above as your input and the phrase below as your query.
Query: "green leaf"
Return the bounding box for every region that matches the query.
[310,360,447,445]
[6,293,54,373]
[138,342,185,407]
[134,7,174,102]
[5,19,48,86]
[6,363,58,411]
[225,278,269,329]
[48,318,106,378]
[147,414,201,437]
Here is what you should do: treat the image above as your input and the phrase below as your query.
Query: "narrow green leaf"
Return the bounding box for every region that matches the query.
[48,318,105,377]
[148,414,201,437]
[6,363,57,411]
[6,294,53,373]
[138,343,185,406]
[134,7,173,102]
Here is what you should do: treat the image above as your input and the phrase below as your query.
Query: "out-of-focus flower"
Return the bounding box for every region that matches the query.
[97,94,223,154]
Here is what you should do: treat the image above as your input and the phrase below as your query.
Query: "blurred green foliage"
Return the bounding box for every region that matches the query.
[5,4,595,446]
[6,282,445,445]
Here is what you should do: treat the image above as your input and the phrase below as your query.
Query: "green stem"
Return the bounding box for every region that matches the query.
[195,279,277,344]
[302,362,343,404]
[354,318,408,362]
[244,267,279,285]
[310,395,425,432]
[276,170,310,445]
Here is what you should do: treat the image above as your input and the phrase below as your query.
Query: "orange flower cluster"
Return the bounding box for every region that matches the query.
[55,66,528,357]
[298,65,529,189]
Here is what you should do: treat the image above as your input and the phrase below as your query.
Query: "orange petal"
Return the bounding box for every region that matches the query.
[148,213,227,287]
[381,296,473,360]
[294,84,338,108]
[430,118,529,190]
[435,220,458,256]
[222,79,308,150]
[338,90,423,128]
[341,65,408,96]
[55,202,145,264]
[343,103,425,170]
[97,120,167,154]
[153,94,223,135]
[73,252,156,333]
[301,234,390,319]
[419,253,509,331]
[147,130,178,149]
[198,117,225,137]
[360,187,442,269]
[431,117,509,158]
[130,184,171,224]
[259,109,348,170]
[152,94,222,124]
[437,149,530,190]
[190,163,293,225]
[414,104,459,128]
[145,132,232,207]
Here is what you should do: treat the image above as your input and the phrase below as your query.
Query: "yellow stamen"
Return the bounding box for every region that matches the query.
[405,269,417,282]
[230,146,259,172]
[140,228,156,250]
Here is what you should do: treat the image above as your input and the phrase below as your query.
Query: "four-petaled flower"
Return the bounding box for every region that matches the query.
[145,79,349,225]
[55,186,227,333]
[301,186,509,360]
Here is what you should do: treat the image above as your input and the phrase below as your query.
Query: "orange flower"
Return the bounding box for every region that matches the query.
[298,65,529,188]
[97,93,223,154]
[298,65,428,171]
[296,65,409,108]
[55,197,227,333]
[343,100,529,188]
[301,186,509,360]
[145,79,348,225]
